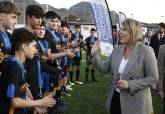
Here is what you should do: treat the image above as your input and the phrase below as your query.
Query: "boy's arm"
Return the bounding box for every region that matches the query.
[11,95,56,108]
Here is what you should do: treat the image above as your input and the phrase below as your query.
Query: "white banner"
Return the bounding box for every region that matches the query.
[90,0,113,56]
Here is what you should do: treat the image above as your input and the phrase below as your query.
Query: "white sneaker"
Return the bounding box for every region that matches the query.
[66,85,73,91]
[75,81,84,85]
[67,84,72,88]
[69,82,75,86]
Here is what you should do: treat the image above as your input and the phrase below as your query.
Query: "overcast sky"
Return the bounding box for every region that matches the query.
[36,0,165,23]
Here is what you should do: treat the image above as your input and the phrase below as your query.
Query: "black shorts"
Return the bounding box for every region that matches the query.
[49,74,59,88]
[86,55,92,65]
[71,57,81,65]
[61,65,68,77]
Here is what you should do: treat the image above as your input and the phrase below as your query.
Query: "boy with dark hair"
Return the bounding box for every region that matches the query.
[112,25,118,45]
[25,7,63,113]
[158,22,165,45]
[45,11,61,21]
[25,5,60,108]
[25,4,58,99]
[60,21,72,95]
[0,28,55,114]
[25,5,45,101]
[45,11,75,113]
[69,24,84,85]
[85,28,98,82]
[34,21,58,96]
[25,5,44,33]
[45,11,62,52]
[25,5,45,18]
[34,21,51,94]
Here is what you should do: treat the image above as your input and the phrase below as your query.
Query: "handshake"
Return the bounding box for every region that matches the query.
[33,95,56,114]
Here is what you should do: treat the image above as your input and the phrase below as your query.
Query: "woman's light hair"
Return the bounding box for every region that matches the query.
[122,19,143,45]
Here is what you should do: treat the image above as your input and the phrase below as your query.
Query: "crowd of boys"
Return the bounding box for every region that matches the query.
[0,1,99,114]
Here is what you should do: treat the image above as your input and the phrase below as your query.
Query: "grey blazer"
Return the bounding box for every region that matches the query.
[92,43,158,114]
[157,44,165,94]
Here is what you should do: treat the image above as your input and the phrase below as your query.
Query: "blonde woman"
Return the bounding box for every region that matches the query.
[91,19,158,114]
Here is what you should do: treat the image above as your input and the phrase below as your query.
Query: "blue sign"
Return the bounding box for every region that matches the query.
[90,0,113,55]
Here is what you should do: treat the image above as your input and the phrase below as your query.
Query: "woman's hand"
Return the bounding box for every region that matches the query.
[117,80,129,89]
[91,39,100,56]
[159,91,164,98]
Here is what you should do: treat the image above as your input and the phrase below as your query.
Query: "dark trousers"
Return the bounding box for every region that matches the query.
[163,78,165,114]
[163,98,165,114]
[110,91,121,114]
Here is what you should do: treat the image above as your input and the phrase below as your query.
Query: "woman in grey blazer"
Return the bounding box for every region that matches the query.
[157,44,165,113]
[91,19,158,114]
